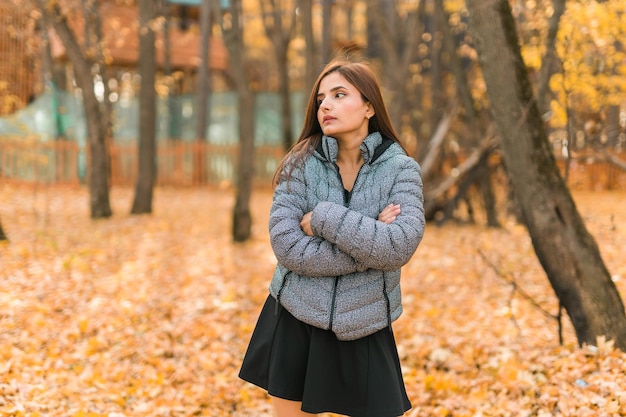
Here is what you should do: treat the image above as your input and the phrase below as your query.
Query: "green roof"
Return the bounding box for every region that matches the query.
[167,0,202,5]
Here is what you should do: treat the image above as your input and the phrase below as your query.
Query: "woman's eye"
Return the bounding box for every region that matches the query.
[335,92,346,98]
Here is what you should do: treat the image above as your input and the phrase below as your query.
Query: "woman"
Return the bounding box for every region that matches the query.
[239,59,425,417]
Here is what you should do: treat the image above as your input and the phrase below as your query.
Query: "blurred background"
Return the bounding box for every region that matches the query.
[1,0,625,199]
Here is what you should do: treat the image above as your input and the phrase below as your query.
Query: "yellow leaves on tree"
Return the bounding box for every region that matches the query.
[445,0,626,131]
[551,1,626,127]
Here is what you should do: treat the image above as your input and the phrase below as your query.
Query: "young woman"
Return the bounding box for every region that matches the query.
[239,59,426,417]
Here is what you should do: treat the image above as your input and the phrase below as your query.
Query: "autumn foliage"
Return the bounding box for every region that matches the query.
[1,184,625,416]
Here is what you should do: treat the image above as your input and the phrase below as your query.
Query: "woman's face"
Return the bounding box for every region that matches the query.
[316,72,374,142]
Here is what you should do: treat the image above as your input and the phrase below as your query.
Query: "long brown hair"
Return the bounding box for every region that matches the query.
[273,59,403,186]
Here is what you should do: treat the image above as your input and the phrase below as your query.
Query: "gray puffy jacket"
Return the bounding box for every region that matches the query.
[268,132,425,340]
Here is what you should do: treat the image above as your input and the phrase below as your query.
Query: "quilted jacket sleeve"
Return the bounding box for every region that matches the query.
[269,168,362,277]
[310,157,425,271]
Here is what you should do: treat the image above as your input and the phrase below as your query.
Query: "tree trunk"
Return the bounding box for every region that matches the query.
[277,46,293,151]
[466,0,626,350]
[161,0,178,140]
[39,1,112,218]
[536,0,566,117]
[439,0,476,122]
[423,137,497,221]
[89,0,114,149]
[365,0,384,61]
[476,159,499,228]
[606,104,620,149]
[84,78,113,218]
[300,0,317,91]
[260,0,296,152]
[428,2,499,227]
[429,0,444,130]
[195,0,211,143]
[233,87,255,242]
[321,0,332,64]
[367,0,424,133]
[193,0,212,184]
[222,0,255,242]
[131,0,158,214]
[0,216,7,241]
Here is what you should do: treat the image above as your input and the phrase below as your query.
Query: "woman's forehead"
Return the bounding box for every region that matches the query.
[318,72,355,93]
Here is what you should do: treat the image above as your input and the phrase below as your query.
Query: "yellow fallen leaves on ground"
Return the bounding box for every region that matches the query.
[1,184,625,416]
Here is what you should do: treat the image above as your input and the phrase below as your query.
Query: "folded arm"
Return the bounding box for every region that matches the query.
[310,159,425,271]
[269,174,363,277]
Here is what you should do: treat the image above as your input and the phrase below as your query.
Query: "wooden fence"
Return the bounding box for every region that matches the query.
[109,141,284,187]
[0,139,79,184]
[0,139,284,188]
[556,156,626,191]
[1,139,625,191]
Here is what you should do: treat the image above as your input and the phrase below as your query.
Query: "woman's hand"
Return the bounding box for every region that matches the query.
[300,211,314,236]
[378,204,401,224]
[301,204,400,236]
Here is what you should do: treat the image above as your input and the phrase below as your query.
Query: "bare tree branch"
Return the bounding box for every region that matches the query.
[478,248,560,323]
[420,105,458,178]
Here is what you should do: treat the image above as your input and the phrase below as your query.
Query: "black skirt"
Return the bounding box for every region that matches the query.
[239,295,412,417]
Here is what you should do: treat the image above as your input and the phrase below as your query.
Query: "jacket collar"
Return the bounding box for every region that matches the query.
[316,132,393,165]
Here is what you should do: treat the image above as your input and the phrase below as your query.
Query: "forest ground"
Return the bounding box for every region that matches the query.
[1,183,625,417]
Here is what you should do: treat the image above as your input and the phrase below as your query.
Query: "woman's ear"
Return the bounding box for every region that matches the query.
[366,104,375,120]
